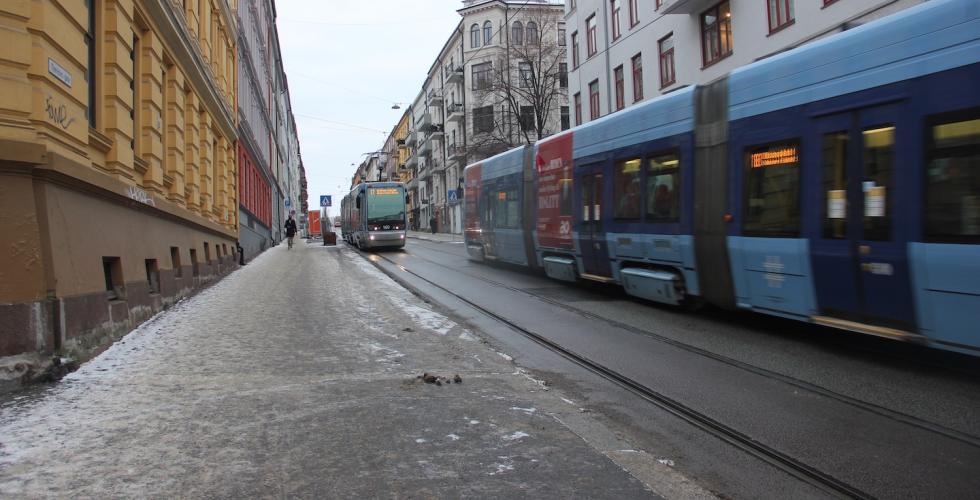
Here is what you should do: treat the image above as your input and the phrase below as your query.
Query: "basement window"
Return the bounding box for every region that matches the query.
[145,259,160,294]
[171,247,182,278]
[103,257,123,300]
[190,248,199,277]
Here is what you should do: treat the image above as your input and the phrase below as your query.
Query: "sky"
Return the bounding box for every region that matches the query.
[276,0,466,217]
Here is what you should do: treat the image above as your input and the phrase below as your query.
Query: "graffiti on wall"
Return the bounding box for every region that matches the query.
[126,186,156,207]
[45,96,75,130]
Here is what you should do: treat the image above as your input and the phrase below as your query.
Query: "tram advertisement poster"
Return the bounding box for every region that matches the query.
[536,133,574,249]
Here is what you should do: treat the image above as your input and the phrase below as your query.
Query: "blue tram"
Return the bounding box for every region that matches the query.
[463,0,980,355]
[341,182,408,250]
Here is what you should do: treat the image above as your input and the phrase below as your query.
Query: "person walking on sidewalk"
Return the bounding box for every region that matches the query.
[284,215,298,249]
[429,215,437,235]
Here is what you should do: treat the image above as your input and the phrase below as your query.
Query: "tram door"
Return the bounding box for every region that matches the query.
[809,105,916,330]
[578,165,612,278]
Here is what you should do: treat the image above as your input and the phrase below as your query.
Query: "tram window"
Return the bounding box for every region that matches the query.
[646,153,680,222]
[926,113,980,242]
[862,125,894,241]
[744,140,800,236]
[614,158,642,220]
[822,132,849,239]
[495,189,520,228]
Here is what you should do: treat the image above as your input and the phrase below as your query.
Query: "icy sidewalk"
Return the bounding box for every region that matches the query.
[0,240,658,498]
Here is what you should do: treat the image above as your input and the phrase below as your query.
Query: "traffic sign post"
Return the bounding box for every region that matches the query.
[320,195,332,207]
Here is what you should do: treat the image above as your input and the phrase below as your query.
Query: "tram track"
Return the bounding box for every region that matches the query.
[358,245,876,499]
[389,243,980,450]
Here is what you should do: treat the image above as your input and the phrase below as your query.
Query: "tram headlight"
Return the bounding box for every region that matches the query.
[370,235,375,240]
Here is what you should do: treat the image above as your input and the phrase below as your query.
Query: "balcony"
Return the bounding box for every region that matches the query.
[425,123,444,141]
[446,65,464,85]
[446,103,464,123]
[427,89,443,107]
[406,154,418,169]
[447,143,464,164]
[406,129,417,147]
[660,0,713,15]
[418,137,432,155]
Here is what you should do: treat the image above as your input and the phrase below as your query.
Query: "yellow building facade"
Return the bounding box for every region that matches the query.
[0,0,238,361]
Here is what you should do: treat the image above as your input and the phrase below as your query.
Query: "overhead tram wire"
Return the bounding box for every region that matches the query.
[293,113,388,134]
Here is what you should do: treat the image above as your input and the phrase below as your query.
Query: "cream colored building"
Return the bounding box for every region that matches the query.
[0,0,239,363]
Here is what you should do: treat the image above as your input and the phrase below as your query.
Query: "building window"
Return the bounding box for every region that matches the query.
[473,105,494,134]
[701,1,733,67]
[614,65,625,111]
[561,106,570,131]
[145,259,160,294]
[589,80,600,120]
[512,21,523,45]
[558,22,566,46]
[85,0,97,127]
[519,61,533,88]
[103,257,122,300]
[570,0,577,10]
[767,0,795,33]
[171,246,182,278]
[586,15,597,57]
[483,21,493,45]
[632,53,643,102]
[659,34,675,88]
[610,0,621,40]
[559,62,568,88]
[472,62,492,90]
[204,242,211,263]
[925,112,980,242]
[574,93,582,126]
[189,248,199,277]
[571,31,580,67]
[131,32,140,151]
[744,140,801,236]
[656,0,663,8]
[520,106,535,132]
[526,21,538,44]
[628,0,639,27]
[471,24,481,48]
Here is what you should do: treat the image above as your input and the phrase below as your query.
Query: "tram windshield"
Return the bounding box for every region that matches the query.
[366,187,406,223]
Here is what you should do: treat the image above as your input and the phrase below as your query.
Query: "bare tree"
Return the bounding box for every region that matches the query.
[470,13,568,153]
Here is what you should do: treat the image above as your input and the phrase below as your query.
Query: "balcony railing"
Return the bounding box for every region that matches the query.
[446,66,464,85]
[427,89,443,106]
[446,103,464,123]
[447,143,464,163]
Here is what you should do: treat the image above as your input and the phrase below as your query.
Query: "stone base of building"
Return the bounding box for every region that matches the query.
[1,149,240,393]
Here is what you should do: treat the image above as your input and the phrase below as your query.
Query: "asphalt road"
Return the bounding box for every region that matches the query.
[373,236,980,499]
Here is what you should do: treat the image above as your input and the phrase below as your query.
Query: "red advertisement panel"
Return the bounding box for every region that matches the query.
[535,132,574,249]
[464,164,482,239]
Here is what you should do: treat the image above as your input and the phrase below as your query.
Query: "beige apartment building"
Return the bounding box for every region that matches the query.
[0,0,239,364]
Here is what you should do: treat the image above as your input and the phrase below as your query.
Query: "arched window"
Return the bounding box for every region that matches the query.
[511,21,523,45]
[526,21,538,44]
[470,24,481,49]
[483,21,493,45]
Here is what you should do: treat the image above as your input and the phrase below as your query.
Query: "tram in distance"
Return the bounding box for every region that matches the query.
[341,181,408,250]
[463,0,980,356]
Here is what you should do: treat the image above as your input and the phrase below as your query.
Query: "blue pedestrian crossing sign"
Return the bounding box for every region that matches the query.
[320,195,332,207]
